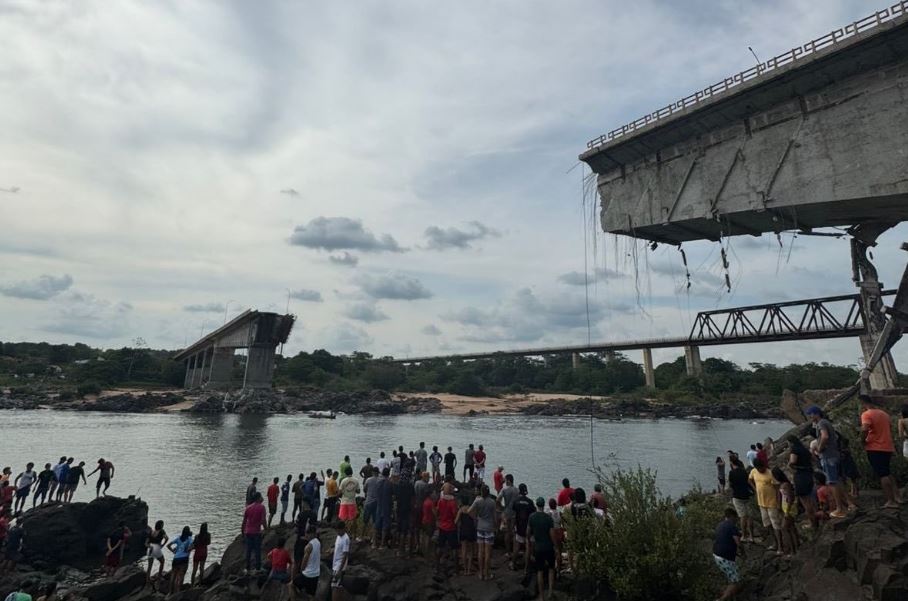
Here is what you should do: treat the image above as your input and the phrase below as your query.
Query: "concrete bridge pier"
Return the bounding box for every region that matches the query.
[571,352,581,370]
[207,347,234,389]
[684,345,702,377]
[642,348,655,389]
[243,344,277,389]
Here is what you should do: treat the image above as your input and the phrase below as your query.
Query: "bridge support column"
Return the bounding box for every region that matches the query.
[207,347,234,390]
[642,348,655,389]
[684,345,702,377]
[193,349,208,388]
[244,345,276,389]
[572,352,581,370]
[852,231,899,389]
[604,350,617,362]
[183,354,195,388]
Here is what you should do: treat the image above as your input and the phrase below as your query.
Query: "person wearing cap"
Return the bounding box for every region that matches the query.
[805,405,850,518]
[859,395,902,508]
[527,497,555,601]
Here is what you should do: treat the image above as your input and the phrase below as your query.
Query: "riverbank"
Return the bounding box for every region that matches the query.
[0,387,782,419]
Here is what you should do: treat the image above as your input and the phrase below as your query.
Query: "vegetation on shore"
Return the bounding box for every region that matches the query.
[0,340,874,405]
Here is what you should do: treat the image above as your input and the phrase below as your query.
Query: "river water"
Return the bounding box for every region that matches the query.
[1,410,789,556]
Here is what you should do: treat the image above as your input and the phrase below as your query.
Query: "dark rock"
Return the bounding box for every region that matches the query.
[167,588,204,601]
[201,562,222,586]
[187,396,226,414]
[81,567,145,601]
[20,496,148,570]
[72,393,183,413]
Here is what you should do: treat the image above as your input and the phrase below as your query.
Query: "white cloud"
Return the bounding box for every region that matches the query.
[290,217,403,253]
[423,221,500,251]
[343,303,389,323]
[356,273,432,301]
[289,289,323,302]
[183,302,226,313]
[329,252,359,267]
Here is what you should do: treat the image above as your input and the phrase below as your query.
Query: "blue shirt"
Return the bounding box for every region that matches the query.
[172,535,193,559]
[281,482,290,502]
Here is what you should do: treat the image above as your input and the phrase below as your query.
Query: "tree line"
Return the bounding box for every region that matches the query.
[1,340,870,401]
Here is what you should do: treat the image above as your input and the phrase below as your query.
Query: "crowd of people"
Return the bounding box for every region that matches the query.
[237,442,607,601]
[710,397,908,601]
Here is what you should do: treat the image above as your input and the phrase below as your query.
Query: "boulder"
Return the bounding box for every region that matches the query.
[201,562,222,586]
[20,496,148,570]
[74,393,183,413]
[81,566,145,601]
[187,396,226,414]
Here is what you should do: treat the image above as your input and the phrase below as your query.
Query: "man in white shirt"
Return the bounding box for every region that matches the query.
[745,445,758,468]
[375,452,389,474]
[330,522,350,601]
[291,525,321,601]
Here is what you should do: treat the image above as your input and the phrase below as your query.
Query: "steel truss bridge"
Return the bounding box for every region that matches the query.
[394,290,896,364]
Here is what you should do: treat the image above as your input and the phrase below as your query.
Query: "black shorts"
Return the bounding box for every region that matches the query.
[437,529,459,550]
[97,476,111,488]
[793,470,813,497]
[172,557,189,569]
[534,548,556,571]
[294,575,318,595]
[866,450,892,477]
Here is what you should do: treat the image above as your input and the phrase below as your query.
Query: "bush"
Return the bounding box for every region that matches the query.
[565,466,724,601]
[76,381,102,397]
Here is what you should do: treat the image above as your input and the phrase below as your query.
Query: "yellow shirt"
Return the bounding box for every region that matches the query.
[749,468,778,508]
[326,478,339,498]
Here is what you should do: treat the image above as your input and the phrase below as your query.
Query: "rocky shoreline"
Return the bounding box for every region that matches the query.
[0,388,782,419]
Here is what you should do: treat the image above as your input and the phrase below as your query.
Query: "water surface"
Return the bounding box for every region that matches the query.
[1,410,789,556]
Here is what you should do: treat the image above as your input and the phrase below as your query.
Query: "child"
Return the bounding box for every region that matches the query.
[748,458,783,555]
[715,456,726,492]
[771,467,799,556]
[813,471,834,521]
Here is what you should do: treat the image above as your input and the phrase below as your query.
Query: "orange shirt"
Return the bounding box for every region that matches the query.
[861,408,895,453]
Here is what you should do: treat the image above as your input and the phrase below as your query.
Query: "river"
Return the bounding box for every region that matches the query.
[1,410,789,556]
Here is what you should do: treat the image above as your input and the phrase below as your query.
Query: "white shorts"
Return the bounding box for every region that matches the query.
[902,439,908,459]
[760,506,783,530]
[148,544,164,560]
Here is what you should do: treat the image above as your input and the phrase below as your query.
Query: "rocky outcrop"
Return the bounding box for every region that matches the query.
[70,393,184,413]
[520,397,779,419]
[19,496,148,570]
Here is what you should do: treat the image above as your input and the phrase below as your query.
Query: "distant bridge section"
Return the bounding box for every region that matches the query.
[580,2,908,245]
[395,291,895,387]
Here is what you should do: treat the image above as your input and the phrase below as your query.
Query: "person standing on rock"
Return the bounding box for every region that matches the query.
[463,444,475,482]
[359,458,372,480]
[556,479,574,508]
[245,477,259,507]
[167,526,193,593]
[898,405,908,459]
[416,442,428,476]
[787,436,817,529]
[528,496,555,601]
[291,525,320,601]
[145,519,168,585]
[745,445,758,468]
[372,468,393,550]
[435,483,459,572]
[859,395,903,508]
[338,467,360,541]
[13,463,37,514]
[727,458,755,542]
[806,406,851,518]
[64,461,86,503]
[32,463,55,508]
[303,472,324,522]
[498,474,518,557]
[280,474,292,524]
[104,521,130,576]
[512,484,535,571]
[291,473,306,522]
[455,493,476,575]
[190,522,210,586]
[443,447,457,482]
[473,445,487,483]
[375,452,389,475]
[329,521,350,601]
[339,456,351,481]
[712,507,744,601]
[323,470,340,523]
[3,516,24,573]
[748,459,783,554]
[361,467,380,545]
[0,482,12,516]
[55,458,72,502]
[493,466,505,494]
[267,477,280,527]
[242,492,266,572]
[715,456,726,492]
[469,484,497,581]
[48,457,66,502]
[429,446,443,484]
[86,458,114,498]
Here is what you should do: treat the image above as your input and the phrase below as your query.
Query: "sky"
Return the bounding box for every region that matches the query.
[1,0,906,370]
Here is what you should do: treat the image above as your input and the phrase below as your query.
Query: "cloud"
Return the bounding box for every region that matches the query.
[558,267,629,286]
[289,288,323,302]
[0,274,73,300]
[289,217,404,253]
[442,287,614,343]
[183,302,226,313]
[343,303,389,323]
[44,292,132,339]
[0,186,20,193]
[356,273,432,300]
[321,323,373,354]
[280,188,300,197]
[423,221,500,251]
[329,252,359,267]
[421,324,442,336]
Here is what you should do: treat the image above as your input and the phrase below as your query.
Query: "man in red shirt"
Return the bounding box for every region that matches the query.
[267,536,291,583]
[473,445,487,483]
[267,477,280,527]
[242,492,267,572]
[493,466,505,494]
[556,478,574,507]
[860,395,901,508]
[435,484,459,570]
